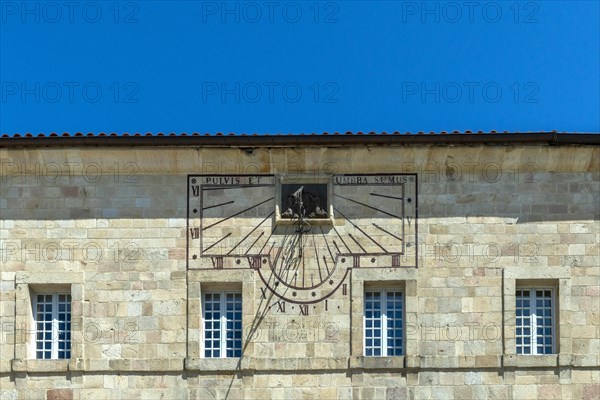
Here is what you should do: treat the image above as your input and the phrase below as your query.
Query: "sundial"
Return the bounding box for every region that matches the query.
[187,174,417,309]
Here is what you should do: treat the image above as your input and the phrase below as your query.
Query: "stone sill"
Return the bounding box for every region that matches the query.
[275,216,334,226]
[11,359,71,372]
[185,357,246,372]
[349,356,405,370]
[502,354,558,368]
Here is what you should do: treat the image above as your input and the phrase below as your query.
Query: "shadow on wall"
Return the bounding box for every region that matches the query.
[1,171,597,223]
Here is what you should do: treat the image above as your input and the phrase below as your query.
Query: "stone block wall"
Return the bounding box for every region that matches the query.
[0,144,598,399]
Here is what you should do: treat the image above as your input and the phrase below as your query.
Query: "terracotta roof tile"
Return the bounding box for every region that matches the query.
[1,130,598,147]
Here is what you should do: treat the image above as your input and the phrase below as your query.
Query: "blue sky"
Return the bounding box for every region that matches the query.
[1,0,598,134]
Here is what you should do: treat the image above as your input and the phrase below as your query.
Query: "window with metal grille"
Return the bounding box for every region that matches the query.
[516,288,555,355]
[364,289,403,356]
[202,291,242,358]
[34,293,71,359]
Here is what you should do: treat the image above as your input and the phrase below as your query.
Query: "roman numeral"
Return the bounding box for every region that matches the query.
[211,257,223,269]
[260,287,267,299]
[299,304,309,316]
[277,301,286,312]
[353,255,360,268]
[325,299,328,311]
[189,228,200,239]
[249,256,261,270]
[342,284,348,295]
[191,185,200,196]
[392,255,400,268]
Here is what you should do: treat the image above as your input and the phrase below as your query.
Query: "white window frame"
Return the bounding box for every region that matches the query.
[33,293,72,360]
[516,287,556,355]
[201,291,242,358]
[364,288,404,357]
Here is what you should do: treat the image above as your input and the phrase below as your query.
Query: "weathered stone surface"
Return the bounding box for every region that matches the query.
[46,389,73,400]
[0,144,597,397]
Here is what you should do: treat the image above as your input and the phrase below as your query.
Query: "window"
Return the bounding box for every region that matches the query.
[202,291,242,358]
[516,288,555,355]
[364,289,403,356]
[33,293,71,359]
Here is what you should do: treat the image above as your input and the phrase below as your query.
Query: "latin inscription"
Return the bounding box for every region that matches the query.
[199,176,275,186]
[334,175,410,185]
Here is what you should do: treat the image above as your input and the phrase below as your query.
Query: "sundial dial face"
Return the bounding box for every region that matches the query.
[187,174,418,306]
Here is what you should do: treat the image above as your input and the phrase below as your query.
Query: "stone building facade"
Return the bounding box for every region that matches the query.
[0,132,598,399]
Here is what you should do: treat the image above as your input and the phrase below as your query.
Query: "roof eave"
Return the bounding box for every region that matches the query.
[0,132,598,148]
